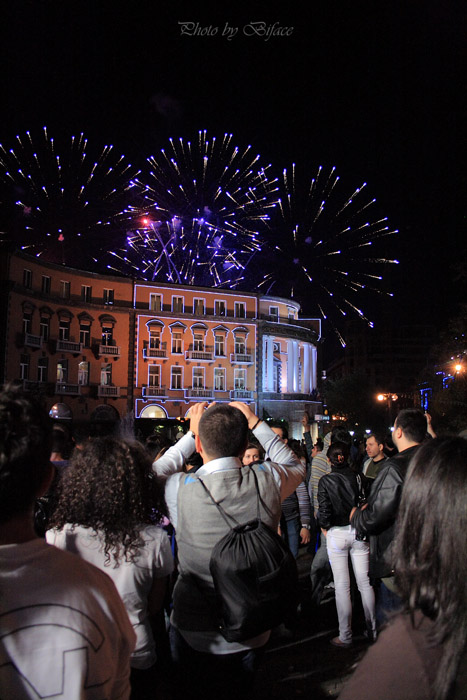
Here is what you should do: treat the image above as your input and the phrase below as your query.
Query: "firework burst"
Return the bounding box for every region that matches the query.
[108,131,279,287]
[0,127,139,266]
[259,164,399,345]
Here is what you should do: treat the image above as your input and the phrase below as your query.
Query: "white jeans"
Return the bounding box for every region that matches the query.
[326,525,376,643]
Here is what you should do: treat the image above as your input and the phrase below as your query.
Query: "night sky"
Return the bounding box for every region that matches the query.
[1,1,465,355]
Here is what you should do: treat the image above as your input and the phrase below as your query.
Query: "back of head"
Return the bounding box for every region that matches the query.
[331,427,351,447]
[198,404,248,459]
[394,408,426,444]
[0,383,52,523]
[269,422,288,441]
[327,441,350,468]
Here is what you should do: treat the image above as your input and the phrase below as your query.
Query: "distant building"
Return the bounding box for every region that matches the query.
[1,251,322,439]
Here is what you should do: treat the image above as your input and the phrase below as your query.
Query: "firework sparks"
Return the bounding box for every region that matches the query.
[0,127,139,266]
[109,131,279,287]
[258,164,398,345]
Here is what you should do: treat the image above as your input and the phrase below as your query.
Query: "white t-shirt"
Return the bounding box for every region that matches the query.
[0,538,135,700]
[46,524,174,669]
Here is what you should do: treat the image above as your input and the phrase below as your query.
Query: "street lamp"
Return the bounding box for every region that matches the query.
[376,392,398,425]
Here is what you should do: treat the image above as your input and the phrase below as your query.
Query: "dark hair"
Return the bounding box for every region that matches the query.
[315,438,324,451]
[289,438,305,460]
[244,442,265,460]
[269,422,288,440]
[198,404,248,459]
[49,437,167,565]
[331,427,351,447]
[365,431,385,446]
[327,441,350,468]
[394,408,426,444]
[393,437,467,700]
[51,427,70,457]
[0,383,52,523]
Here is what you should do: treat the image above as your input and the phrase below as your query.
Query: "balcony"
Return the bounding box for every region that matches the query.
[24,333,43,349]
[185,350,214,362]
[142,386,168,398]
[185,388,215,399]
[23,380,46,392]
[56,339,83,354]
[230,352,253,364]
[98,385,121,397]
[230,389,254,400]
[55,382,81,396]
[99,344,121,357]
[143,346,167,359]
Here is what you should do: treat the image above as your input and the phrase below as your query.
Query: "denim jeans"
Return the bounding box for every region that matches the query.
[282,516,301,558]
[326,525,376,643]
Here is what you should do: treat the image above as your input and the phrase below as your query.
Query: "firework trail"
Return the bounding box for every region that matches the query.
[0,127,139,266]
[258,164,399,345]
[108,131,279,287]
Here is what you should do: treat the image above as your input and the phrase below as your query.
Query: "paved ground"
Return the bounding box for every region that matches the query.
[254,550,372,699]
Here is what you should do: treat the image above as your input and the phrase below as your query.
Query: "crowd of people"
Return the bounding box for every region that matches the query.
[0,382,466,700]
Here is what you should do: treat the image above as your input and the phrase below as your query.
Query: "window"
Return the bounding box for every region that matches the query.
[41,275,51,294]
[56,359,68,383]
[149,365,161,388]
[60,280,70,299]
[287,307,295,320]
[172,331,182,354]
[100,363,112,386]
[58,318,70,341]
[40,316,49,341]
[81,285,92,303]
[103,288,114,305]
[172,296,184,313]
[193,367,205,389]
[235,335,246,355]
[23,269,32,288]
[215,335,225,356]
[193,298,205,316]
[193,333,204,352]
[37,357,48,383]
[101,325,113,346]
[234,302,246,318]
[79,323,90,347]
[20,354,30,380]
[22,312,32,335]
[149,329,161,350]
[269,306,279,322]
[149,293,162,312]
[171,366,182,389]
[234,368,246,390]
[215,300,226,316]
[214,368,225,391]
[78,361,89,386]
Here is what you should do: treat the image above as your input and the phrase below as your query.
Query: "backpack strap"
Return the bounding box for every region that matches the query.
[197,466,262,526]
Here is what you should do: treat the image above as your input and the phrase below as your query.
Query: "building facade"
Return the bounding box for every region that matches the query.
[1,251,322,438]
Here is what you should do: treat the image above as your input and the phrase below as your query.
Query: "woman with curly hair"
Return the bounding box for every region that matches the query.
[46,436,174,699]
[339,437,467,700]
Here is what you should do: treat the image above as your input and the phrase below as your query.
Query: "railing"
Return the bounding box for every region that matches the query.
[56,340,83,353]
[99,344,121,357]
[230,389,254,400]
[142,386,167,397]
[24,333,42,348]
[55,383,81,395]
[98,385,120,397]
[185,388,215,399]
[230,353,253,364]
[185,350,214,361]
[23,380,45,392]
[143,347,167,359]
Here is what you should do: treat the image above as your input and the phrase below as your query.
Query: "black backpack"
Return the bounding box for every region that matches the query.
[197,468,299,643]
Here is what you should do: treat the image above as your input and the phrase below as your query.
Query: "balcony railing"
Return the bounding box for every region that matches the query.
[142,386,168,398]
[23,380,46,392]
[185,388,215,399]
[55,382,81,395]
[185,350,214,362]
[98,385,121,397]
[143,347,167,359]
[230,389,254,400]
[99,344,121,357]
[24,333,42,349]
[56,339,83,354]
[230,352,253,364]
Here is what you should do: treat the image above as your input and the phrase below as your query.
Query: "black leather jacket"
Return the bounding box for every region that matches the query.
[317,466,369,530]
[351,445,420,579]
